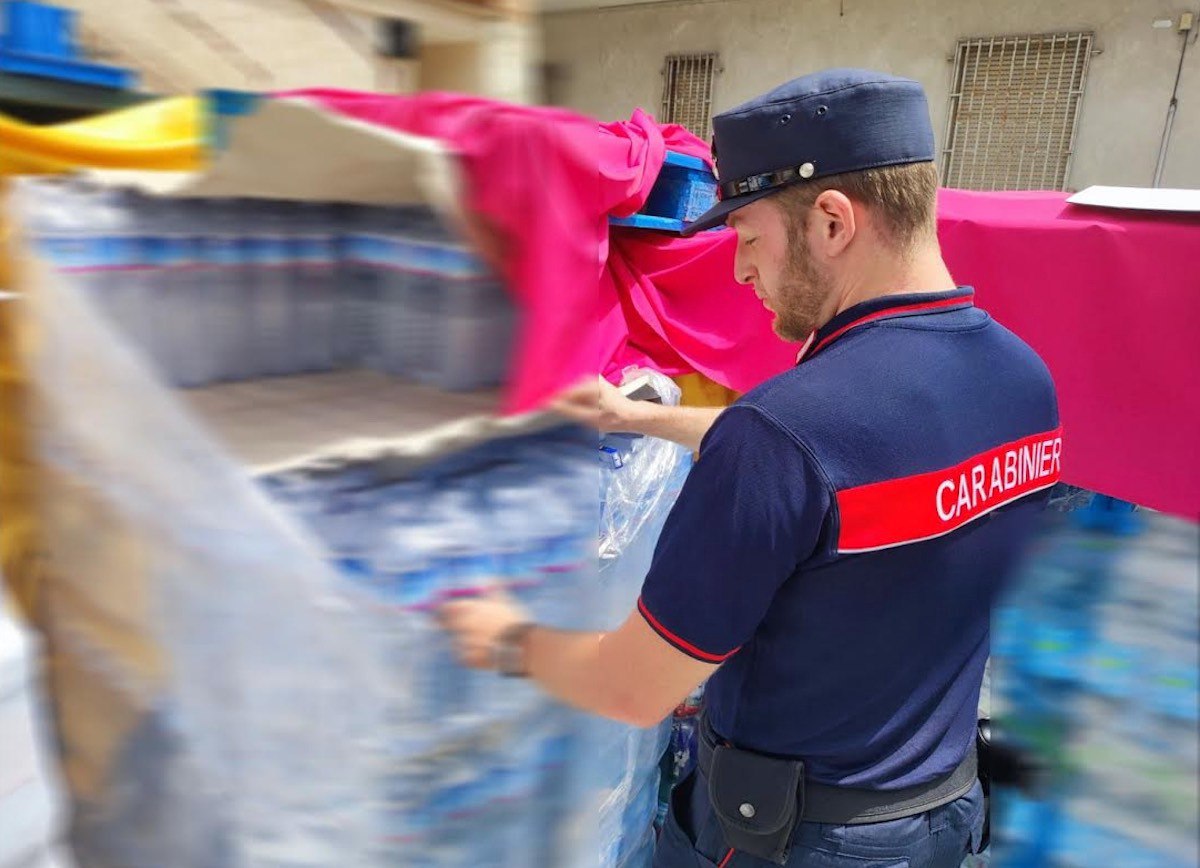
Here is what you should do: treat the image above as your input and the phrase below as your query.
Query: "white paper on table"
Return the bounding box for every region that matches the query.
[1067,185,1200,213]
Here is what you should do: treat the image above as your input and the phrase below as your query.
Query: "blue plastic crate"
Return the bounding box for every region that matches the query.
[1,1,72,57]
[644,152,718,222]
[204,89,263,151]
[0,50,135,88]
[608,214,689,233]
[610,150,719,234]
[0,0,137,88]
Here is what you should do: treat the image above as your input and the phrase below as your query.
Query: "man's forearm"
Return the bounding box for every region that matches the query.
[524,627,665,728]
[624,404,724,453]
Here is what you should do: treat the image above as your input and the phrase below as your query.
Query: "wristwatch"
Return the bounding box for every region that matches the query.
[492,622,536,678]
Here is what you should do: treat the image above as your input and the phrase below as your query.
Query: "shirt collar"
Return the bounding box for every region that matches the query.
[796,287,976,364]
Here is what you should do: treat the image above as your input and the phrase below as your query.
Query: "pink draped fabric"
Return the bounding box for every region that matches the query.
[280,89,709,414]
[280,91,1198,518]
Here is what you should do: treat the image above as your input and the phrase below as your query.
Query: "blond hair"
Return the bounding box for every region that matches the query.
[772,161,939,253]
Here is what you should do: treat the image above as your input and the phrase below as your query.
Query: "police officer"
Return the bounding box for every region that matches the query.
[441,69,1060,867]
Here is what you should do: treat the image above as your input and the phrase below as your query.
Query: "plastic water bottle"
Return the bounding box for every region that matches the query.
[32,182,114,338]
[291,203,338,373]
[335,205,383,369]
[371,517,446,722]
[317,487,379,584]
[331,204,358,368]
[199,198,253,383]
[484,481,541,601]
[423,492,500,723]
[373,208,416,377]
[248,200,296,377]
[433,238,514,391]
[668,685,705,791]
[14,180,62,265]
[307,203,340,374]
[95,189,158,367]
[134,196,182,383]
[150,196,194,386]
[406,217,448,387]
[497,481,573,628]
[173,196,205,385]
[426,760,489,866]
[532,724,582,868]
[171,198,222,388]
[493,756,543,868]
[48,183,121,332]
[542,525,594,632]
[230,200,260,382]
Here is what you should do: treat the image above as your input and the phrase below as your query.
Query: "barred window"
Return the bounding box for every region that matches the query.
[942,33,1094,191]
[661,53,719,139]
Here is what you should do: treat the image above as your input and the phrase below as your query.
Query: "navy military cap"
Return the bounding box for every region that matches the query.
[682,69,936,236]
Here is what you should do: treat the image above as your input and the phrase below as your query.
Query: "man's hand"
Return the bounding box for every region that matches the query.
[551,376,649,433]
[438,588,531,671]
[551,374,724,452]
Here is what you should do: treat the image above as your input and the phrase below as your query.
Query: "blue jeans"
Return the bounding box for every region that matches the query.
[655,768,986,868]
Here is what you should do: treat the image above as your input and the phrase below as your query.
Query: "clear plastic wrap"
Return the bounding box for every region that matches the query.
[0,582,74,868]
[3,177,697,867]
[599,369,689,566]
[9,183,386,867]
[595,369,694,868]
[1046,483,1096,513]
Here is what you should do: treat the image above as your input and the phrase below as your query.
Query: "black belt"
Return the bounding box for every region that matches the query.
[698,715,978,826]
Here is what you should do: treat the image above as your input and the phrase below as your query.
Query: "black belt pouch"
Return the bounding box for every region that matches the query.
[707,743,805,865]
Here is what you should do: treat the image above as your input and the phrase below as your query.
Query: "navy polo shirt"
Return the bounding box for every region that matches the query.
[638,287,1061,790]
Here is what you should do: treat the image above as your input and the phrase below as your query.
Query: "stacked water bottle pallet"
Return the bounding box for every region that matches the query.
[8,185,698,864]
[596,422,694,867]
[990,509,1199,867]
[7,167,698,866]
[18,179,514,394]
[250,424,593,867]
[22,390,691,867]
[233,409,692,867]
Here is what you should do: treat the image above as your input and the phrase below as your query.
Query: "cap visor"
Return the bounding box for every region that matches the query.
[680,188,776,237]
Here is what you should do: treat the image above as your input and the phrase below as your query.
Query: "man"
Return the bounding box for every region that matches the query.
[441,69,1060,867]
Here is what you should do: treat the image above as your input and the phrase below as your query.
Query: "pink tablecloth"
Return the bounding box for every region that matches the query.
[938,191,1199,519]
[604,190,1200,519]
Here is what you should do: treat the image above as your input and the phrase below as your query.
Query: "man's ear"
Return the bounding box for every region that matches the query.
[811,189,856,257]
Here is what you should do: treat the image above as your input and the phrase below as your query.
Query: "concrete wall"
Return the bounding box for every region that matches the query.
[542,0,1200,189]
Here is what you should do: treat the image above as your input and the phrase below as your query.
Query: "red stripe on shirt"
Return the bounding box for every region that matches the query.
[836,426,1063,553]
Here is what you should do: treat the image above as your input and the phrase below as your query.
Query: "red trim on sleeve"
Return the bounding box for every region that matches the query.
[637,597,739,664]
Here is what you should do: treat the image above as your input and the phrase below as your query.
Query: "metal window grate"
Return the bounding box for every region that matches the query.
[661,53,718,139]
[942,32,1094,191]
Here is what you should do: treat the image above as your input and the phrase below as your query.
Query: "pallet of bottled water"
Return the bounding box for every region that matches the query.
[17,178,515,393]
[235,389,691,867]
[2,183,695,868]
